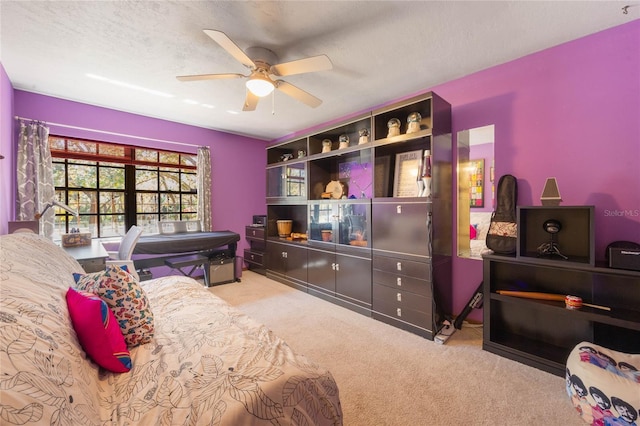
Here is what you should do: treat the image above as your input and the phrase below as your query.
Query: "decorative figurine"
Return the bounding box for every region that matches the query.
[298,150,306,158]
[339,134,349,149]
[281,153,293,161]
[387,118,401,138]
[358,128,370,145]
[406,112,422,134]
[322,139,332,153]
[418,149,432,197]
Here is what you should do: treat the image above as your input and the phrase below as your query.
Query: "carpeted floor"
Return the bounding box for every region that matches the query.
[209,271,583,426]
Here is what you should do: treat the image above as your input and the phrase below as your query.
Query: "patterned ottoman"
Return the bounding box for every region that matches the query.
[566,342,640,425]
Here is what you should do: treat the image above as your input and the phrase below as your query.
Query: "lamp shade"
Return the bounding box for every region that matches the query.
[246,74,274,97]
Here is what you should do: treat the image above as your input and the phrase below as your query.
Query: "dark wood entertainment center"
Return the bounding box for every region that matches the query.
[264,92,452,339]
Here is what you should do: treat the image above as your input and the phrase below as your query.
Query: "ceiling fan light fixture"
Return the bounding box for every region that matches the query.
[246,73,274,97]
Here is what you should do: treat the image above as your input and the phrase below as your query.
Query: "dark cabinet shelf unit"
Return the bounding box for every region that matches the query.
[265,92,452,339]
[244,225,266,275]
[483,254,640,377]
[517,206,595,266]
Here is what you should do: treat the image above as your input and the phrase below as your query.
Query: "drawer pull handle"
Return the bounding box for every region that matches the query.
[397,262,402,271]
[397,293,402,302]
[396,277,402,286]
[396,308,402,317]
[396,205,402,214]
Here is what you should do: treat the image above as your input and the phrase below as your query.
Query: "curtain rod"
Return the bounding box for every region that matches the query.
[14,116,201,149]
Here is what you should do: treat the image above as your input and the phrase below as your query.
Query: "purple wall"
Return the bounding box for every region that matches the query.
[0,64,15,235]
[436,19,640,321]
[9,91,267,258]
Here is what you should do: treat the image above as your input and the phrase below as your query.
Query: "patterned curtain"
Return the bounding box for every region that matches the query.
[16,120,54,238]
[196,146,212,232]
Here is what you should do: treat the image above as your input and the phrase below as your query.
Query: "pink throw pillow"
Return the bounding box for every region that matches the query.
[66,287,132,373]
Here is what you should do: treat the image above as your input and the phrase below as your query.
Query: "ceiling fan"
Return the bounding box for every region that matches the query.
[177,30,333,111]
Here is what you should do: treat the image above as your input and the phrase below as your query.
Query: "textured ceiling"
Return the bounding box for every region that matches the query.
[0,1,636,141]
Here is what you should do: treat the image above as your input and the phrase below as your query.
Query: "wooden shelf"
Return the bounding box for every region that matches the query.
[491,292,640,331]
[372,128,432,146]
[483,334,569,376]
[484,254,640,377]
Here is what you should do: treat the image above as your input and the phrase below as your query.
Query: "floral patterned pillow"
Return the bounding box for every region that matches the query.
[74,265,154,347]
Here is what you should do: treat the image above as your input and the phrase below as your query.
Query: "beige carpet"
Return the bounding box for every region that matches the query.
[209,271,583,426]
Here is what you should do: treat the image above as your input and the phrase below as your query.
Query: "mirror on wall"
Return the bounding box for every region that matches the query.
[457,125,495,260]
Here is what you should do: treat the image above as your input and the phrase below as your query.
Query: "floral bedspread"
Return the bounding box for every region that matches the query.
[0,233,342,425]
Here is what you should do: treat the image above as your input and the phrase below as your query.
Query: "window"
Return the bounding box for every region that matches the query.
[50,136,197,239]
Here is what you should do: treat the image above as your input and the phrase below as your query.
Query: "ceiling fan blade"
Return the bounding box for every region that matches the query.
[276,80,322,108]
[270,55,333,77]
[242,90,259,111]
[176,73,244,82]
[203,29,255,69]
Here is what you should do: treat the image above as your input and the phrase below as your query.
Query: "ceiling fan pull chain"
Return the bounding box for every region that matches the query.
[272,90,275,115]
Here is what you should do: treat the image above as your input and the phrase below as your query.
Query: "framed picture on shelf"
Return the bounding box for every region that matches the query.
[469,159,484,208]
[393,150,423,197]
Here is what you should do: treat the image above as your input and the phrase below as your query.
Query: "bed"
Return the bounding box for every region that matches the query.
[0,232,342,425]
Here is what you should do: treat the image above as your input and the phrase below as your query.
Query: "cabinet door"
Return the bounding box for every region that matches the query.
[336,253,371,307]
[265,242,286,275]
[307,248,336,293]
[308,202,335,243]
[266,163,306,199]
[372,200,431,256]
[285,244,308,283]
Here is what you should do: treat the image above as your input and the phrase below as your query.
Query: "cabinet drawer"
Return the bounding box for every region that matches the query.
[243,249,264,266]
[246,226,266,240]
[373,269,430,296]
[249,240,266,252]
[373,284,432,329]
[373,255,431,280]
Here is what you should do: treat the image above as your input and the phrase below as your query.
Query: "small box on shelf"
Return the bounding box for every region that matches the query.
[516,206,595,266]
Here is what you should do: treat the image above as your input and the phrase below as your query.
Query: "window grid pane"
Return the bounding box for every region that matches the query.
[136,168,158,191]
[51,136,199,236]
[100,215,125,237]
[99,166,125,190]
